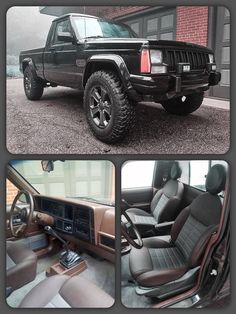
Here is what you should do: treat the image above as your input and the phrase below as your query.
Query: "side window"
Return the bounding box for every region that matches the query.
[122,161,155,189]
[189,161,209,191]
[6,179,19,208]
[53,19,72,44]
[180,160,227,193]
[178,161,190,185]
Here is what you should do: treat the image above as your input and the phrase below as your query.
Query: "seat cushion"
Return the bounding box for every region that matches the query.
[6,241,37,290]
[126,208,156,236]
[19,275,114,308]
[130,236,187,287]
[126,208,156,225]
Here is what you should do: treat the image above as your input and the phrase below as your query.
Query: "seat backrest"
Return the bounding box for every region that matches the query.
[150,162,184,223]
[170,164,226,268]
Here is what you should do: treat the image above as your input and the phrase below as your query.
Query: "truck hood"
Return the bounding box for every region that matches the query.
[84,37,213,53]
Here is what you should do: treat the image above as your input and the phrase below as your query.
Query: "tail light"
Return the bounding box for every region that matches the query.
[140,48,151,73]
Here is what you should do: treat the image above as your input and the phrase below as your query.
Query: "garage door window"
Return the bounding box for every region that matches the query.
[122,161,155,189]
[161,14,174,29]
[147,18,158,32]
[160,32,173,40]
[130,22,140,36]
[123,9,175,41]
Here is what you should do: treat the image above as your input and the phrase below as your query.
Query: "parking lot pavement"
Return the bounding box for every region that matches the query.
[6,79,230,155]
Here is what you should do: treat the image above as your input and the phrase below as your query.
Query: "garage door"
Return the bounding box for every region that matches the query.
[120,8,176,40]
[212,7,230,99]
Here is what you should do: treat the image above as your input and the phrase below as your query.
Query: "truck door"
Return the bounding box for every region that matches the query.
[43,18,79,87]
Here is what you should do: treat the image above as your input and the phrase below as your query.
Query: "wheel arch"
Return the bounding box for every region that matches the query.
[83,54,132,91]
[22,58,38,80]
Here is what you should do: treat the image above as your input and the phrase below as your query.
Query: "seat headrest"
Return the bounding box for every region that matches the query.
[205,164,226,195]
[170,162,182,180]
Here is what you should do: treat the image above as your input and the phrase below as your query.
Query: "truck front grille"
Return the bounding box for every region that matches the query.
[165,49,209,72]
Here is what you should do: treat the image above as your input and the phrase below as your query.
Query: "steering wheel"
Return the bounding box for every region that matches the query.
[121,211,143,249]
[9,190,34,238]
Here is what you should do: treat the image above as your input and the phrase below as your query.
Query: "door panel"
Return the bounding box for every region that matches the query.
[43,18,81,87]
[122,187,154,212]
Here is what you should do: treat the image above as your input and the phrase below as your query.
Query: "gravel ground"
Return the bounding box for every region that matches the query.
[6,79,230,155]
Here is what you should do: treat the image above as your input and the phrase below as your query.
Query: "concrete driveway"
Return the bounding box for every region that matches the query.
[6,79,230,154]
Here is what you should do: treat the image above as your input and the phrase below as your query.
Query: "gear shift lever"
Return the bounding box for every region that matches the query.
[44,226,82,269]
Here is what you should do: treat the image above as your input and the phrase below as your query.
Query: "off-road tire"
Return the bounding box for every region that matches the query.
[161,92,204,116]
[23,66,44,100]
[84,70,135,143]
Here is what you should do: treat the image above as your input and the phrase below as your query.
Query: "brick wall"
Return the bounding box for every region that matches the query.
[101,6,148,19]
[84,6,148,19]
[6,179,19,205]
[176,6,209,46]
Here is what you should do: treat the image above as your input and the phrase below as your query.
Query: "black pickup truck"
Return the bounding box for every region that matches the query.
[20,13,221,143]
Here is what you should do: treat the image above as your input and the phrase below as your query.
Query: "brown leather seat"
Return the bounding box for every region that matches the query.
[6,241,37,290]
[19,275,114,308]
[129,164,226,291]
[126,162,184,236]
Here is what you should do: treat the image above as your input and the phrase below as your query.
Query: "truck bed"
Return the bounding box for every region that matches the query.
[19,47,45,75]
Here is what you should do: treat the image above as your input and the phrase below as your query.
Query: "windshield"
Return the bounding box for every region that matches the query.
[73,16,138,39]
[10,160,115,206]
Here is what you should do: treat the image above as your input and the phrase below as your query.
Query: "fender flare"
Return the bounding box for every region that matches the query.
[83,54,132,91]
[21,58,38,80]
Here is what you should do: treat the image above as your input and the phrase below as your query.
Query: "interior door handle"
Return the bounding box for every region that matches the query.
[49,47,55,52]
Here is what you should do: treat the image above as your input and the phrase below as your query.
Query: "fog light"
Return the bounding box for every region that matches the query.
[183,65,190,72]
[177,63,191,74]
[207,63,217,72]
[151,65,167,74]
[211,64,217,71]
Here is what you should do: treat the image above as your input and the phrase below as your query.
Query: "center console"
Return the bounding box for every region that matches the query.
[74,207,94,243]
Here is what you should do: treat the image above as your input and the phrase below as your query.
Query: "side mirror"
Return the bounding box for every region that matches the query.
[57,31,74,43]
[41,160,54,172]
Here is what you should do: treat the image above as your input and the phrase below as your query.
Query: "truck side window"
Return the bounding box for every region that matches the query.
[53,19,73,44]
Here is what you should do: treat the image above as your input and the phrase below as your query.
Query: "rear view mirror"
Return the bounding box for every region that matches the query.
[57,31,74,43]
[41,160,54,172]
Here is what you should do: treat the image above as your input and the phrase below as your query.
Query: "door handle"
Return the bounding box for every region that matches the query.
[49,47,55,52]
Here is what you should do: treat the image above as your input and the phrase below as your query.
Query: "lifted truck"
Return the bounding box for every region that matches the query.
[20,13,221,143]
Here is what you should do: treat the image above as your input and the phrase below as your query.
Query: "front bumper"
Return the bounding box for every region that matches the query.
[129,71,221,101]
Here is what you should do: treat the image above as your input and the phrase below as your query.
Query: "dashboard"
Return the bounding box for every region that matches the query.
[35,196,95,243]
[33,195,115,255]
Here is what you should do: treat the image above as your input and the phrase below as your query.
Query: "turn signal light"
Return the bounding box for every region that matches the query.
[140,48,151,73]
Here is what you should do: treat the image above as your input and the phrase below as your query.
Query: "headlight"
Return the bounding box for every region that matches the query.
[150,50,163,64]
[208,54,214,64]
